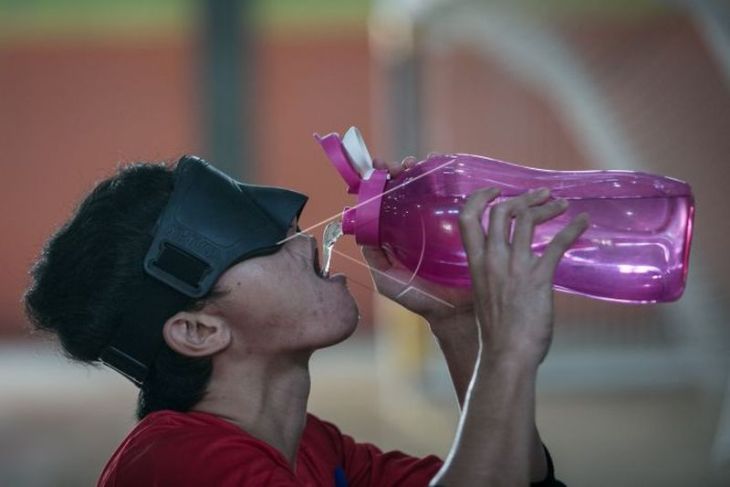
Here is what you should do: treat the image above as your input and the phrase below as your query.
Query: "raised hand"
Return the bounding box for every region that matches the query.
[428,188,588,487]
[362,155,474,322]
[458,187,589,367]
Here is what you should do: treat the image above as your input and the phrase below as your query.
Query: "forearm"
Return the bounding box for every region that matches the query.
[428,313,479,407]
[430,355,538,486]
[429,314,548,483]
[425,185,584,485]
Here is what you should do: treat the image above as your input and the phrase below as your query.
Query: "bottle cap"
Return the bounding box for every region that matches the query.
[341,127,374,180]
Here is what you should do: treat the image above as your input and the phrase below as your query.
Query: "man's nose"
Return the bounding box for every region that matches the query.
[290,232,315,253]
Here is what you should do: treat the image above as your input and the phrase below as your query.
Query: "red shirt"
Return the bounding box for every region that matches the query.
[98,410,442,486]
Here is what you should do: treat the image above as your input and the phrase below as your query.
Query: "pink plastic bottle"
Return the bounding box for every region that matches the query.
[316,127,694,303]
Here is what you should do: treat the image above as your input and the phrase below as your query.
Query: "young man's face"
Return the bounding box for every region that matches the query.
[206,219,359,355]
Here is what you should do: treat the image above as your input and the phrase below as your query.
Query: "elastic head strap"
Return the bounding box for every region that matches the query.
[98,272,190,386]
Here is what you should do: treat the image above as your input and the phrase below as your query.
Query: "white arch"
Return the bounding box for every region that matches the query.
[370,0,728,468]
[419,1,729,465]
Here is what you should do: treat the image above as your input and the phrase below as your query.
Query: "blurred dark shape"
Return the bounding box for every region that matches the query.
[202,0,255,179]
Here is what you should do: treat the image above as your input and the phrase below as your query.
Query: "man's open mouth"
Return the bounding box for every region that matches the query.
[313,246,322,276]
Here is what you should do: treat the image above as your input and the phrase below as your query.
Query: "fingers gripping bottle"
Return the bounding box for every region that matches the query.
[315,127,694,303]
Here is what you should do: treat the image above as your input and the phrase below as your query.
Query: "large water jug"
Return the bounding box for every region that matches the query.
[316,127,694,303]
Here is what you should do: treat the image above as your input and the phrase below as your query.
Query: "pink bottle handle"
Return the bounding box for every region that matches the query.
[314,132,361,194]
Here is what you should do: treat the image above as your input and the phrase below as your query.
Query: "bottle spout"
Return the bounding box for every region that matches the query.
[316,127,387,247]
[342,207,356,234]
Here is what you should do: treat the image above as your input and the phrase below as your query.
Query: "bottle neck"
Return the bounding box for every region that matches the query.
[342,169,388,246]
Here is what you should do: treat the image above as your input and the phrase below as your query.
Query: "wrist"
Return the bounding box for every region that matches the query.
[479,350,542,376]
[426,310,476,338]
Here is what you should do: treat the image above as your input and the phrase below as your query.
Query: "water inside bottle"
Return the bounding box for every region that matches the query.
[321,220,343,277]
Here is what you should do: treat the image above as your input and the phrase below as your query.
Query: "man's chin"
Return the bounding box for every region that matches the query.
[319,305,360,350]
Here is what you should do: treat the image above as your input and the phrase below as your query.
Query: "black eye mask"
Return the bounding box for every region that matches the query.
[99,155,308,385]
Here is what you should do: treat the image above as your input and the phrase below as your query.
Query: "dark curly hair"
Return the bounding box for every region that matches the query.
[23,161,226,420]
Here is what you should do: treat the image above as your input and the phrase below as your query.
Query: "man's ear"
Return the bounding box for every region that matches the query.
[162,310,231,358]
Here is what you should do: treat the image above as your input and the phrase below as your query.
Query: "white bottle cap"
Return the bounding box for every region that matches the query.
[342,126,375,180]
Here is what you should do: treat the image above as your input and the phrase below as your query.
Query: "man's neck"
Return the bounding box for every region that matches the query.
[193,351,312,468]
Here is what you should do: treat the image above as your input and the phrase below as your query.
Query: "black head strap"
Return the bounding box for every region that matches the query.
[99,274,189,386]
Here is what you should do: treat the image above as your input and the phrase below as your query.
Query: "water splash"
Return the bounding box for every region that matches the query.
[321,220,343,277]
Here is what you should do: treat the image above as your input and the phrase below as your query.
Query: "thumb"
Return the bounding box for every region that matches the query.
[361,246,392,272]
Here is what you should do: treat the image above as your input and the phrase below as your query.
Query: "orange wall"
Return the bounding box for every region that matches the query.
[0,31,376,336]
[4,14,728,337]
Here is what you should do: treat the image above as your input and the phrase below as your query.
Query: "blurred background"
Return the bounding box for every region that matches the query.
[2,0,730,485]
